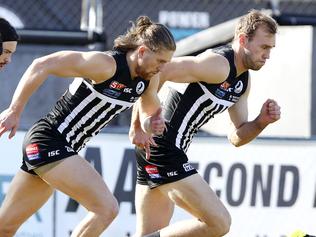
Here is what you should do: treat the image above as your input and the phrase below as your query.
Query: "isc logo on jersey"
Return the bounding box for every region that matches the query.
[123,88,132,93]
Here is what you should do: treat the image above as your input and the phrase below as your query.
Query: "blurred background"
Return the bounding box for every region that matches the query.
[1,0,316,137]
[0,1,316,236]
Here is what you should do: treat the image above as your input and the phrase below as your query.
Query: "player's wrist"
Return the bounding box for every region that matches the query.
[254,115,268,130]
[141,116,153,134]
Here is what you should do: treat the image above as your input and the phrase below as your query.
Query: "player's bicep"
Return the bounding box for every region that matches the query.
[160,57,200,83]
[38,51,115,81]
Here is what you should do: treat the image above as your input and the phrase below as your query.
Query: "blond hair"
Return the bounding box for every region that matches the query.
[234,10,278,40]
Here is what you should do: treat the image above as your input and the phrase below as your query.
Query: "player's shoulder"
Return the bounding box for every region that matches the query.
[197,49,229,64]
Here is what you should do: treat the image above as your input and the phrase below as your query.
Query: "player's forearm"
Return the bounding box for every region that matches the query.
[9,59,48,115]
[228,116,268,147]
[130,101,141,129]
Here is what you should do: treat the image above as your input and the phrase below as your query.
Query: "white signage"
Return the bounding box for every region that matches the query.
[0,132,315,237]
[0,133,53,237]
[159,10,210,28]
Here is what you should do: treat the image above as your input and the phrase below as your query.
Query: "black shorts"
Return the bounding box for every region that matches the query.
[136,137,197,189]
[21,119,77,175]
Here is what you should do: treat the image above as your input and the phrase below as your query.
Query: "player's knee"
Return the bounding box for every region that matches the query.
[0,209,22,237]
[202,209,231,236]
[215,213,231,236]
[215,210,231,236]
[199,220,230,237]
[96,196,119,223]
[106,197,119,220]
[213,215,231,236]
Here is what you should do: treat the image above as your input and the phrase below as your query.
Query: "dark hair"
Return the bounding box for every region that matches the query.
[0,18,19,42]
[114,16,176,52]
[0,33,2,53]
[235,10,278,41]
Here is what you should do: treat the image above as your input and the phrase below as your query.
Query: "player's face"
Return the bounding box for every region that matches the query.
[136,46,174,80]
[0,41,17,70]
[242,27,275,71]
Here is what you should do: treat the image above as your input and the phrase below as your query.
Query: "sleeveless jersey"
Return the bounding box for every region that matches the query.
[161,45,249,152]
[45,50,149,152]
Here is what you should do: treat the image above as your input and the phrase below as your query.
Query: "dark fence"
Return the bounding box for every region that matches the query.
[1,0,316,132]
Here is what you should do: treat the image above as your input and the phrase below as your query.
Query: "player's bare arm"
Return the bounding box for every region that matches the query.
[0,51,116,138]
[160,51,230,85]
[138,74,164,134]
[10,51,116,113]
[228,78,281,146]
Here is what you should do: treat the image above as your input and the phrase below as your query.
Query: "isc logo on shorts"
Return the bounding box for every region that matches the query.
[183,163,194,172]
[48,149,60,157]
[167,171,178,177]
[26,144,41,160]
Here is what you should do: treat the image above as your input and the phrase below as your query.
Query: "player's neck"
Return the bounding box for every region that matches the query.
[126,50,138,79]
[232,43,247,76]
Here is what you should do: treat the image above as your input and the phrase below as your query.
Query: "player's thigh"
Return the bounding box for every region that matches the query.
[159,173,230,225]
[39,155,117,212]
[0,170,53,227]
[135,184,174,235]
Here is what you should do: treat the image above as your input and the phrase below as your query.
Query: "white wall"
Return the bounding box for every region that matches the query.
[0,132,53,237]
[0,132,315,237]
[160,26,314,138]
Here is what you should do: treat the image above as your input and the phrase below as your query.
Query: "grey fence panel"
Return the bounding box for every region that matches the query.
[1,0,316,132]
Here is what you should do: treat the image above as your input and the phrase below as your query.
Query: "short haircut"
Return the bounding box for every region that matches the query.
[235,10,278,40]
[0,18,19,42]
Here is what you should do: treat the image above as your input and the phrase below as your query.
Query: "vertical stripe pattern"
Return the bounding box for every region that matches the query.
[56,79,133,151]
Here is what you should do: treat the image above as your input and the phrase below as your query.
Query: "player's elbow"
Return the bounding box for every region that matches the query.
[232,141,243,147]
[29,57,50,76]
[228,134,243,147]
[229,139,242,147]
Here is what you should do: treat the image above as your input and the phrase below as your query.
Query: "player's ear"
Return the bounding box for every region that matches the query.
[138,45,147,58]
[239,33,248,47]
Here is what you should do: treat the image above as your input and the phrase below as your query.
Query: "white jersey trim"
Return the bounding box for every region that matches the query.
[69,77,134,107]
[198,82,234,107]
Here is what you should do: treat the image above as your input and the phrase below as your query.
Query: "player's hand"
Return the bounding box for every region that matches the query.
[258,99,281,126]
[129,125,157,160]
[0,108,20,139]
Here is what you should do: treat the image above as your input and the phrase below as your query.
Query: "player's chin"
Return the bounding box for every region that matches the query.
[144,72,157,80]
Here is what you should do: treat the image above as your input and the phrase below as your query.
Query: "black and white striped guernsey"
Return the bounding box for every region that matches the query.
[161,45,249,152]
[45,50,149,152]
